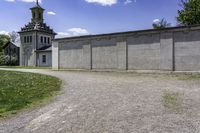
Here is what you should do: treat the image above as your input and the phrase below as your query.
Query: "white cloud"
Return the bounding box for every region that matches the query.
[85,0,117,6]
[56,28,89,38]
[47,11,56,15]
[153,19,160,24]
[68,28,89,36]
[57,32,70,36]
[0,31,9,35]
[124,0,132,4]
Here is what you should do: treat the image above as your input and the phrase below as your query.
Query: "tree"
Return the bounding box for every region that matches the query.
[0,34,10,52]
[177,0,200,25]
[152,18,171,29]
[9,31,19,43]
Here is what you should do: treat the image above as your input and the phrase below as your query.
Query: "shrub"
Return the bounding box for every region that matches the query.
[0,53,18,66]
[0,52,6,66]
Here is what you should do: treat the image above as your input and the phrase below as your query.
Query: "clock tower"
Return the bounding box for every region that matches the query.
[18,0,56,67]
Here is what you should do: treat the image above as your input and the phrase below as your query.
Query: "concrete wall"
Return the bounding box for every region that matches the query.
[19,31,55,67]
[19,32,36,67]
[92,38,117,69]
[59,41,91,69]
[174,30,200,71]
[53,26,200,71]
[37,51,52,67]
[127,34,160,70]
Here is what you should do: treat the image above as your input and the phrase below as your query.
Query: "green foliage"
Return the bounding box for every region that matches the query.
[0,71,61,118]
[162,90,183,112]
[0,52,6,66]
[0,53,18,66]
[0,34,10,52]
[152,18,171,29]
[177,0,200,25]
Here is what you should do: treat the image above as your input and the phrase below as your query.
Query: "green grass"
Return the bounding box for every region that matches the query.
[0,66,50,69]
[177,74,200,80]
[0,70,61,118]
[162,90,183,112]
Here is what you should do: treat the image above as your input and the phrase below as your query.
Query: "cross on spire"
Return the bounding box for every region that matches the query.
[36,0,39,6]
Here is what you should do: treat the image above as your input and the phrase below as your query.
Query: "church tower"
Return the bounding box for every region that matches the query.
[31,1,44,23]
[18,0,56,67]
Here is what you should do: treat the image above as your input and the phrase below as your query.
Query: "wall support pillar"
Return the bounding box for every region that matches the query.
[117,41,127,70]
[83,44,92,70]
[52,41,59,70]
[160,32,174,71]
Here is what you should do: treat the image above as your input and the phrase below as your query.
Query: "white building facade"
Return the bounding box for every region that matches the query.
[18,2,56,67]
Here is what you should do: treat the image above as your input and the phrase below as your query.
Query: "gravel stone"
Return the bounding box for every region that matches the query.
[0,69,200,133]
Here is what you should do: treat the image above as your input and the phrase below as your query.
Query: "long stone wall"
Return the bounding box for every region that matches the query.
[52,25,200,71]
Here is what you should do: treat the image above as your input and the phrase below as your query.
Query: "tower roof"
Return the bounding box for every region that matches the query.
[30,0,44,10]
[19,0,56,35]
[19,22,56,35]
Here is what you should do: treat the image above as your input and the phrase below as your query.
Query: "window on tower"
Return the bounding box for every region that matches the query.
[44,37,46,44]
[24,36,26,43]
[41,36,43,43]
[27,36,29,43]
[39,13,41,19]
[30,36,32,43]
[33,12,35,19]
[48,37,50,44]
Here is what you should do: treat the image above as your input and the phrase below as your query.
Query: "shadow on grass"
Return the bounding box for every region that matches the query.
[0,70,62,119]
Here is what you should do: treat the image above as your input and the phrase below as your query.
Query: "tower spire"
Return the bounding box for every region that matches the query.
[31,0,44,23]
[36,0,39,6]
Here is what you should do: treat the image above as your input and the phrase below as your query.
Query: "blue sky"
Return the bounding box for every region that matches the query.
[0,0,180,37]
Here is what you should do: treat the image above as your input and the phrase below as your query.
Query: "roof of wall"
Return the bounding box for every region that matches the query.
[54,25,200,42]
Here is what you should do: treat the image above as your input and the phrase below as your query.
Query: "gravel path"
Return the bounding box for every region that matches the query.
[0,69,200,133]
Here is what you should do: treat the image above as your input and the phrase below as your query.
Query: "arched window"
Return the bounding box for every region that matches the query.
[44,37,46,44]
[30,36,32,43]
[48,37,50,44]
[41,36,43,43]
[39,13,41,19]
[33,12,35,19]
[27,36,29,43]
[24,36,27,43]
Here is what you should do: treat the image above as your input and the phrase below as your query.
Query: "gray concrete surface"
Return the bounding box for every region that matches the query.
[1,69,200,133]
[53,26,200,71]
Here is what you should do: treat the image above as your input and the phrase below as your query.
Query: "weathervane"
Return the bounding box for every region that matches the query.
[36,0,39,6]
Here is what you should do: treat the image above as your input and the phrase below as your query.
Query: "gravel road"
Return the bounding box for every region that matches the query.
[0,69,200,133]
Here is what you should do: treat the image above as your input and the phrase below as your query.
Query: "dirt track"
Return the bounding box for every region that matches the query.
[0,69,200,133]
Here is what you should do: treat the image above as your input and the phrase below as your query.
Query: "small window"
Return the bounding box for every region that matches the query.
[30,36,32,43]
[24,36,26,43]
[27,36,29,43]
[39,13,41,19]
[41,36,43,43]
[44,37,47,44]
[33,12,35,19]
[42,55,46,63]
[48,37,50,44]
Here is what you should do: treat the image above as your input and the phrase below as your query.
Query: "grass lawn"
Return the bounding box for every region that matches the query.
[0,66,50,69]
[0,70,61,118]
